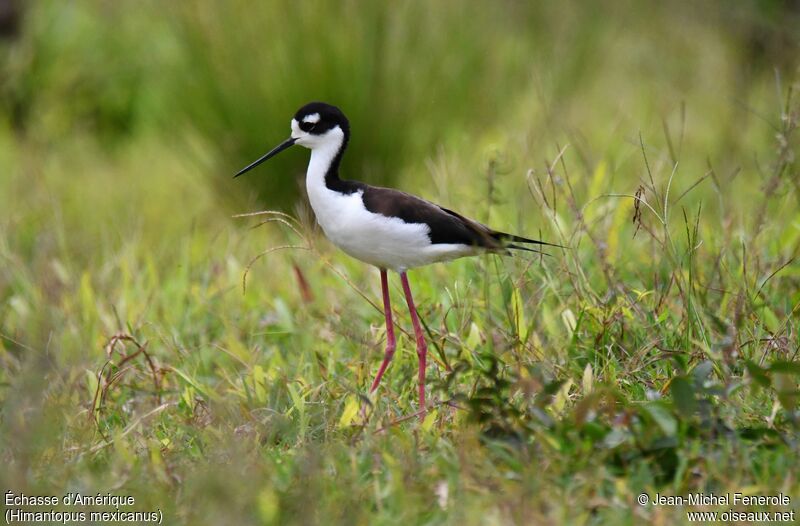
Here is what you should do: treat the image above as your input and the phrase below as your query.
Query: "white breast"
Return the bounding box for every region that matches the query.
[303,133,476,271]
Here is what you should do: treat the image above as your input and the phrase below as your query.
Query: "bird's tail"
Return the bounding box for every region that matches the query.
[505,243,551,256]
[492,231,566,249]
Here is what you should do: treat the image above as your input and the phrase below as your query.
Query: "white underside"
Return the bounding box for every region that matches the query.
[301,129,478,272]
[311,188,478,272]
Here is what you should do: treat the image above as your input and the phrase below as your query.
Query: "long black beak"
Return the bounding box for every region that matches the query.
[233,137,297,178]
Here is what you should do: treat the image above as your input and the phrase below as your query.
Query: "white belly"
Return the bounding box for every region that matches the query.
[308,188,475,272]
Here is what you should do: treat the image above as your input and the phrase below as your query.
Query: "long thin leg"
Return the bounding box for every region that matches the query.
[370,269,396,392]
[400,271,427,413]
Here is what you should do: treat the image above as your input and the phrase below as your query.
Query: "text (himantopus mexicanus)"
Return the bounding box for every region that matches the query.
[235,102,560,416]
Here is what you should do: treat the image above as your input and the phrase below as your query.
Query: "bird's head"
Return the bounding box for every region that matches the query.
[291,102,349,149]
[234,101,349,178]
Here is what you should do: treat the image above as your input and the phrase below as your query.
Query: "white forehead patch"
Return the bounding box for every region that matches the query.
[302,113,321,124]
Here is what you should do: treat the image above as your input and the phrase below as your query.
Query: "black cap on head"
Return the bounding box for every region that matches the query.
[233,102,350,178]
[294,102,350,137]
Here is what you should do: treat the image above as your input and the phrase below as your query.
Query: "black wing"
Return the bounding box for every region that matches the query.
[360,185,559,250]
[360,185,498,247]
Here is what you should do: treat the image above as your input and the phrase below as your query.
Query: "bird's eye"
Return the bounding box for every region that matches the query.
[300,121,316,132]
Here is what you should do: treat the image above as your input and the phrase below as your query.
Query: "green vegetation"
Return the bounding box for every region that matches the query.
[1,1,799,524]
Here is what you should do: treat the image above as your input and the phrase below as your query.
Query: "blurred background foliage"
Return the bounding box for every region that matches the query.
[1,1,800,524]
[3,0,798,207]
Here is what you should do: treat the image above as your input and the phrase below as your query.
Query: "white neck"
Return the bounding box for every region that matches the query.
[305,129,344,196]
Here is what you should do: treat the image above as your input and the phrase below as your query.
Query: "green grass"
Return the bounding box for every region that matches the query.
[1,1,800,524]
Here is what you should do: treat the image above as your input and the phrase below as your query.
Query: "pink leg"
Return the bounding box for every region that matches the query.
[370,269,396,392]
[400,271,427,414]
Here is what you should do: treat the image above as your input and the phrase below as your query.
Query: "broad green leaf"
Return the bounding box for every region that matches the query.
[692,361,713,384]
[338,396,360,428]
[670,376,696,415]
[642,402,677,436]
[745,361,771,388]
[421,409,437,432]
[769,361,800,375]
[257,488,279,523]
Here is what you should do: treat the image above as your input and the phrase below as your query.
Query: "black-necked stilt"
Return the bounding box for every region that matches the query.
[235,102,560,415]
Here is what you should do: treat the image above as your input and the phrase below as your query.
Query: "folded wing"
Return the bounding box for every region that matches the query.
[360,185,560,251]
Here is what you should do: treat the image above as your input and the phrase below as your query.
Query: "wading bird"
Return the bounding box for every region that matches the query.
[235,102,559,415]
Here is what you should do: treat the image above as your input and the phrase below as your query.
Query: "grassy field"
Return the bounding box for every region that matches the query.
[1,1,800,524]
